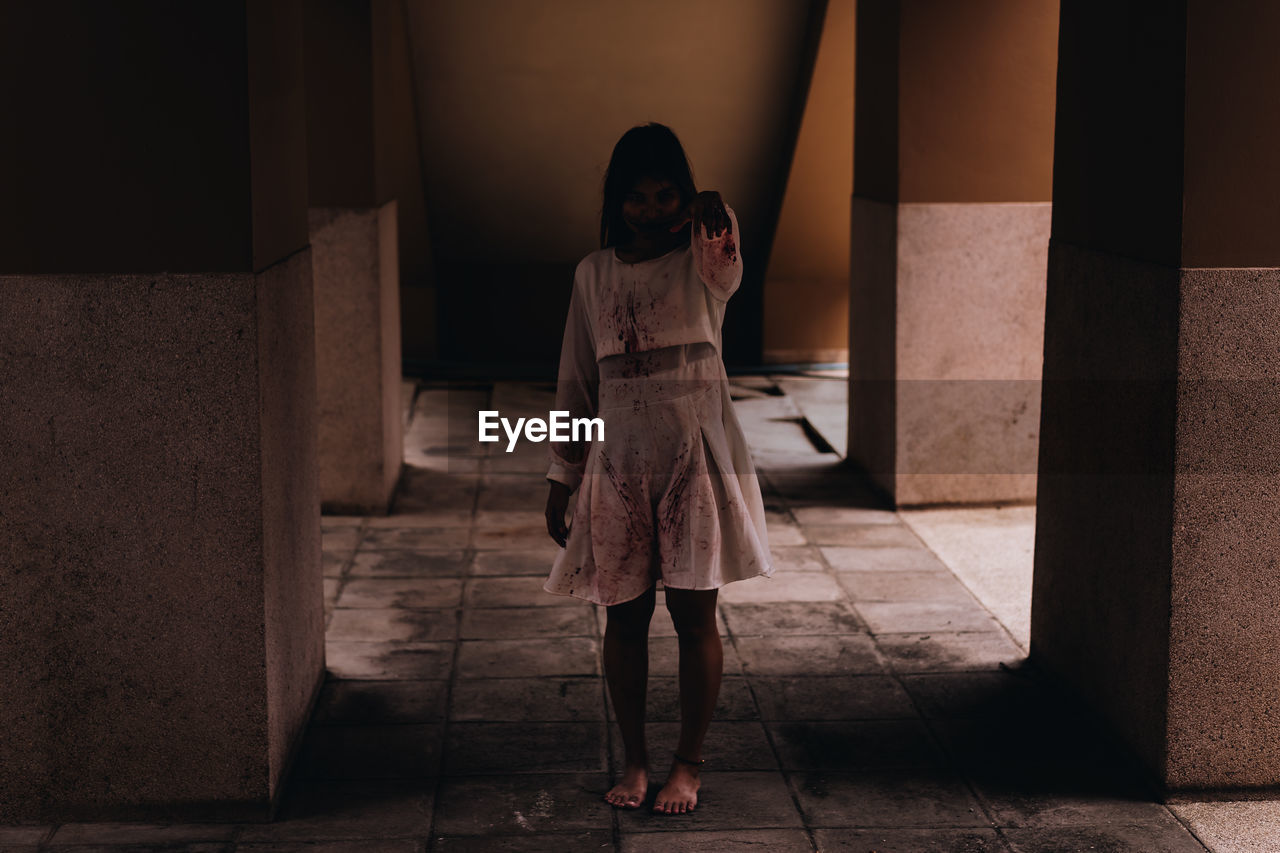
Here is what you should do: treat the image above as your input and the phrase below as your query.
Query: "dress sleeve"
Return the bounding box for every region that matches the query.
[692,203,743,301]
[546,272,598,493]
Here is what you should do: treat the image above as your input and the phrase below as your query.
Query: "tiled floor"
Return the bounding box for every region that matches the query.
[3,376,1238,851]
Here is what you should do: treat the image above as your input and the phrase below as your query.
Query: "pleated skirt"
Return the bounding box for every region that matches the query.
[544,342,773,605]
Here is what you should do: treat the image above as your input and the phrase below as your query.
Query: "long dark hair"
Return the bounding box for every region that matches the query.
[600,123,698,249]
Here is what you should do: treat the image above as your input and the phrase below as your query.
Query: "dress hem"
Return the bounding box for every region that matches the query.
[542,563,775,607]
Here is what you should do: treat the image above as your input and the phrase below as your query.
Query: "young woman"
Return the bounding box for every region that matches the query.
[543,123,772,814]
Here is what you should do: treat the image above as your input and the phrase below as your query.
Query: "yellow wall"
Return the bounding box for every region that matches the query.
[763,0,854,363]
[404,0,820,367]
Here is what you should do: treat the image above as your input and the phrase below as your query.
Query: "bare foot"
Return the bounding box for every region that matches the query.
[652,757,701,814]
[605,764,648,809]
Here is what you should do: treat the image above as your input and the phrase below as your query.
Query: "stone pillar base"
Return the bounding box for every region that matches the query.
[849,197,1049,506]
[310,202,403,515]
[1033,240,1280,792]
[0,250,324,822]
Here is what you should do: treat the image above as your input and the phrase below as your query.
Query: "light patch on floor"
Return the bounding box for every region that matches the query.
[897,505,1035,651]
[1169,801,1280,853]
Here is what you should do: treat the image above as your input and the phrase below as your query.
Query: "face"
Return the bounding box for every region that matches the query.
[620,176,683,234]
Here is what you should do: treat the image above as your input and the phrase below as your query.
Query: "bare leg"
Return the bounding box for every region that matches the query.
[603,585,656,808]
[653,587,721,814]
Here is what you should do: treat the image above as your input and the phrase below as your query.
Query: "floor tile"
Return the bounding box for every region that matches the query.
[43,844,231,852]
[734,634,883,676]
[311,679,447,725]
[359,528,470,550]
[822,546,950,573]
[876,633,1025,674]
[236,841,422,852]
[347,550,470,578]
[804,524,923,547]
[45,823,236,844]
[450,678,604,722]
[764,522,808,546]
[971,768,1175,828]
[472,527,560,550]
[473,509,546,528]
[335,578,464,609]
[621,828,814,852]
[322,551,349,578]
[426,831,612,852]
[812,827,1011,852]
[768,546,829,572]
[769,720,945,770]
[294,724,442,780]
[431,774,612,836]
[326,608,458,642]
[792,505,900,526]
[460,606,595,640]
[466,576,573,608]
[235,779,434,842]
[751,676,916,720]
[932,718,1144,772]
[614,771,803,832]
[721,601,864,635]
[1169,801,1280,853]
[1001,824,1208,852]
[0,828,47,845]
[792,770,988,827]
[838,570,976,602]
[443,722,607,774]
[472,550,560,576]
[320,515,365,529]
[321,528,362,553]
[475,476,553,512]
[456,638,600,678]
[325,642,454,680]
[366,508,473,528]
[856,601,1003,634]
[899,672,1051,720]
[717,572,845,604]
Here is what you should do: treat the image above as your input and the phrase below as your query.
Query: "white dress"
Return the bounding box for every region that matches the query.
[544,206,773,606]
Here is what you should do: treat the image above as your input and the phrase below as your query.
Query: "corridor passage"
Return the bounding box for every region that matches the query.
[7,375,1229,851]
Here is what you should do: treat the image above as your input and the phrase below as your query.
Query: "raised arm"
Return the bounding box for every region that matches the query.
[689,195,743,301]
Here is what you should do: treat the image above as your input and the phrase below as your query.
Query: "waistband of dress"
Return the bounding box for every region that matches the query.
[597,343,721,410]
[597,341,717,381]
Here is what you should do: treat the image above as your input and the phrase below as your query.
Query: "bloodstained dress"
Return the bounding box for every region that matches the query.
[544,206,773,605]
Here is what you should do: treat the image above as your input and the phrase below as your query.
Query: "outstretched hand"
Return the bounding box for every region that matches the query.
[670,190,731,239]
[545,480,571,547]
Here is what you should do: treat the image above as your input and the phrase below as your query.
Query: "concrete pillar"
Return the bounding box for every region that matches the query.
[305,0,404,515]
[0,0,322,822]
[848,0,1059,505]
[1033,0,1280,794]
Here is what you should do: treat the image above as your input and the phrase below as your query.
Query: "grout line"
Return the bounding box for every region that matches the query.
[722,531,821,850]
[423,382,485,848]
[895,512,1031,656]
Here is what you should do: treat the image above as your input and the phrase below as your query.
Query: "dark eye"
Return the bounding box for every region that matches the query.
[624,193,643,203]
[658,191,677,203]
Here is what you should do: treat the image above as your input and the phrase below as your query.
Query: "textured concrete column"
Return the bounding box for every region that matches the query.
[305,0,404,514]
[1033,0,1280,794]
[848,0,1059,505]
[0,1,322,822]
